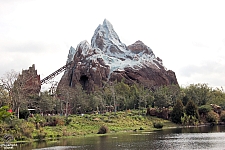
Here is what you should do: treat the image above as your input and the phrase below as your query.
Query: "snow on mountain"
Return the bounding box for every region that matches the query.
[91,19,129,56]
[66,19,167,80]
[81,19,165,76]
[66,46,76,64]
[58,19,178,92]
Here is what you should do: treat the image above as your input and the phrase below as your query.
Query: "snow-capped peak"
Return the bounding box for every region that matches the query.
[91,19,128,57]
[73,19,165,77]
[58,19,177,92]
[102,19,121,43]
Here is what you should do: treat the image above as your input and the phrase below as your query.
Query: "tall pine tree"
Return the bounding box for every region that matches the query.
[171,99,184,124]
[185,100,200,119]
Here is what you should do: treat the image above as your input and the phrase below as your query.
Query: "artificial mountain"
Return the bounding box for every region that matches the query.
[58,19,178,92]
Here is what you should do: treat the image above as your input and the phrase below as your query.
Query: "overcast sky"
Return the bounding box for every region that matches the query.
[1,0,225,91]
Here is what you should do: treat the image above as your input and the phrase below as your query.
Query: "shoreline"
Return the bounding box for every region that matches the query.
[2,123,223,144]
[1,111,223,144]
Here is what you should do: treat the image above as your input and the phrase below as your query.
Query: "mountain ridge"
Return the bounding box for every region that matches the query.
[58,19,178,92]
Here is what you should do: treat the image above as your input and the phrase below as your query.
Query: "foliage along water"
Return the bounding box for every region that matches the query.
[13,125,225,150]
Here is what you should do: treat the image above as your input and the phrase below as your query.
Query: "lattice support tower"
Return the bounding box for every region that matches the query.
[40,61,72,85]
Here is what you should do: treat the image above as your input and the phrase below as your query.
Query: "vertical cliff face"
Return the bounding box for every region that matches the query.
[14,64,41,95]
[58,19,178,92]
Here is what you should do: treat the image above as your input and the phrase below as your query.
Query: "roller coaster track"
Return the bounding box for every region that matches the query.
[40,61,73,85]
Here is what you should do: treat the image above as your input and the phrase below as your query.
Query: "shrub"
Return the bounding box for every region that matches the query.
[138,115,144,121]
[181,113,190,125]
[153,122,163,129]
[8,117,23,130]
[146,107,151,115]
[139,127,144,130]
[65,117,72,125]
[19,109,30,120]
[56,117,65,126]
[198,105,211,116]
[220,111,225,122]
[189,116,199,126]
[5,118,35,140]
[181,113,199,126]
[44,116,65,126]
[0,123,8,135]
[31,114,46,129]
[0,106,12,122]
[20,122,35,138]
[62,128,71,136]
[97,125,109,134]
[34,128,47,140]
[206,111,219,123]
[44,116,57,126]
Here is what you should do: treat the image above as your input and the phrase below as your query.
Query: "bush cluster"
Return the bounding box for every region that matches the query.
[153,122,163,129]
[181,113,199,126]
[206,111,219,123]
[97,125,109,134]
[220,111,225,122]
[198,105,211,116]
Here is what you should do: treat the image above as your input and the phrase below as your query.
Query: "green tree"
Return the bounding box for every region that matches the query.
[102,85,114,112]
[39,91,56,114]
[57,84,86,115]
[0,105,12,122]
[207,88,225,109]
[136,85,154,114]
[198,105,211,117]
[171,99,184,124]
[129,84,139,109]
[90,91,104,112]
[182,95,189,106]
[185,100,200,120]
[154,85,180,108]
[182,83,211,106]
[114,81,130,110]
[154,87,168,108]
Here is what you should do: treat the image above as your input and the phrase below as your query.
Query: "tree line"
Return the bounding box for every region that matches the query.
[0,70,225,120]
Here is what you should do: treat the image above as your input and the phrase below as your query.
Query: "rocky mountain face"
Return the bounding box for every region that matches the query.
[58,19,178,92]
[14,64,41,95]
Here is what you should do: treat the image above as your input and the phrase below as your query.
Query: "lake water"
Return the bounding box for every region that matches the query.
[14,126,225,150]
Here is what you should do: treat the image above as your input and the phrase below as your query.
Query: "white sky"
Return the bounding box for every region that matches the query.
[0,0,225,91]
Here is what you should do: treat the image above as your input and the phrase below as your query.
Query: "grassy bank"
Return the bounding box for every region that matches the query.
[0,110,178,143]
[37,110,178,139]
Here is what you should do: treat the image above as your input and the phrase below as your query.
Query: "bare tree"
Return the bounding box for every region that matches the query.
[0,86,9,106]
[11,74,27,118]
[0,70,19,109]
[57,84,78,116]
[0,70,27,118]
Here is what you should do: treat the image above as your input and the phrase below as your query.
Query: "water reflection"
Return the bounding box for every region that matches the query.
[162,132,225,150]
[15,126,225,150]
